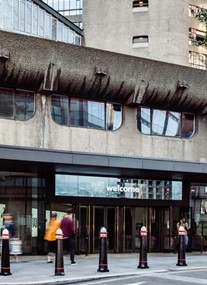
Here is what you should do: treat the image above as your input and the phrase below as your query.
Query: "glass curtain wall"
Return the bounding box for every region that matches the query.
[190,185,207,251]
[0,173,46,254]
[0,0,81,45]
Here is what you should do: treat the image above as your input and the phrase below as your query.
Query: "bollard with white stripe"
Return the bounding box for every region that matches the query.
[176,226,187,266]
[97,227,109,272]
[0,229,11,276]
[138,226,149,269]
[54,228,65,276]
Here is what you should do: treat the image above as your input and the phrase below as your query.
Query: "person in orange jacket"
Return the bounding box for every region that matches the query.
[44,213,60,263]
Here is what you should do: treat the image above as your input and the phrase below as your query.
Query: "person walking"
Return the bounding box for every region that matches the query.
[60,209,77,265]
[44,213,60,263]
[3,213,19,262]
[177,217,189,250]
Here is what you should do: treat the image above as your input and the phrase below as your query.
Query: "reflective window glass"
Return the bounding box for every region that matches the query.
[51,95,122,131]
[33,4,38,35]
[63,26,68,42]
[52,18,57,40]
[106,103,122,130]
[0,89,13,118]
[51,95,69,126]
[25,1,32,33]
[181,113,194,138]
[137,107,150,134]
[137,107,194,138]
[13,0,19,30]
[68,29,74,43]
[4,0,13,30]
[45,13,51,39]
[20,0,25,32]
[1,0,82,46]
[0,88,34,121]
[15,90,34,121]
[55,174,182,201]
[152,110,181,137]
[70,99,105,129]
[57,22,63,41]
[39,8,44,37]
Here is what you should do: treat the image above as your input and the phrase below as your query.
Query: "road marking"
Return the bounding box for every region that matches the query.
[84,277,146,285]
[155,274,207,284]
[125,282,146,285]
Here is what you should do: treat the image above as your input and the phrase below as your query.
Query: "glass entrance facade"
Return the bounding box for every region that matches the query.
[0,170,201,254]
[0,173,46,254]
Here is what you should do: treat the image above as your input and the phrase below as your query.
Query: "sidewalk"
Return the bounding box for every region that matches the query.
[0,252,207,285]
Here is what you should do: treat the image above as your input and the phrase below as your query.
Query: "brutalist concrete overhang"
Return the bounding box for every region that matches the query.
[0,30,207,114]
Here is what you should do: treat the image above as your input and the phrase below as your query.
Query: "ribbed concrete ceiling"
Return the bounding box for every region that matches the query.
[0,30,207,114]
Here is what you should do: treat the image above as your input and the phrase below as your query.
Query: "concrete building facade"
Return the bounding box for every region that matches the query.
[1,28,207,254]
[83,0,207,69]
[1,0,207,255]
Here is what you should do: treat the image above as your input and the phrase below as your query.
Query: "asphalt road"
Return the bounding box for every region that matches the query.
[68,268,207,285]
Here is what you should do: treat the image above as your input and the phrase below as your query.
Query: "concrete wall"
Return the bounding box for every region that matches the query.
[83,0,190,66]
[1,93,207,163]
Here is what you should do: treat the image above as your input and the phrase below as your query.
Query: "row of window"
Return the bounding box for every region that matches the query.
[0,88,195,138]
[0,0,81,45]
[43,0,83,16]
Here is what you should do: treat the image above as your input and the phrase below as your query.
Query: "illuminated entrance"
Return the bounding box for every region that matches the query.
[50,173,186,253]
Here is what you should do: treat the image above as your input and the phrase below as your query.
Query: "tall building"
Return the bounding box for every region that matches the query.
[83,0,207,69]
[43,0,207,69]
[1,0,207,255]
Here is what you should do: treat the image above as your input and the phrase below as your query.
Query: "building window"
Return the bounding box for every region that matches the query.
[137,107,195,138]
[132,36,149,47]
[0,88,35,121]
[51,95,122,131]
[189,51,207,70]
[189,28,206,46]
[42,0,83,16]
[189,4,197,17]
[133,0,148,8]
[0,0,82,45]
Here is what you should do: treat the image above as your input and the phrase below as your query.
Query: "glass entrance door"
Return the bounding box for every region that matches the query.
[149,207,174,252]
[49,204,184,254]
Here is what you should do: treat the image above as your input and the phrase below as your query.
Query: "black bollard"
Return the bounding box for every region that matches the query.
[176,226,187,266]
[0,229,12,276]
[138,226,149,269]
[97,227,109,272]
[54,228,65,276]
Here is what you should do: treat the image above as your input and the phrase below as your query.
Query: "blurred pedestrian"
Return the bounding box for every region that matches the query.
[3,213,19,262]
[177,217,189,250]
[44,213,60,263]
[60,209,77,265]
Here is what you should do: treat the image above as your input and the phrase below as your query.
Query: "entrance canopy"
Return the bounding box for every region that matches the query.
[0,145,207,183]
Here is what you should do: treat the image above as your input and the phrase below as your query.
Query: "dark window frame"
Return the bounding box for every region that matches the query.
[0,88,35,121]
